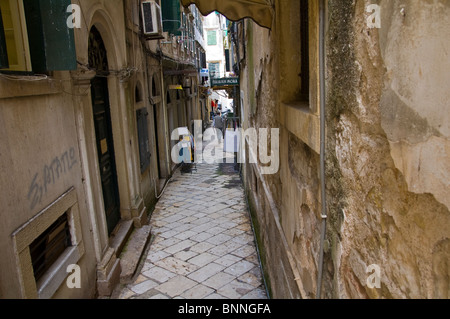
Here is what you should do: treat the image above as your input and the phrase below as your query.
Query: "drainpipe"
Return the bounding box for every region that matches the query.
[316,0,327,299]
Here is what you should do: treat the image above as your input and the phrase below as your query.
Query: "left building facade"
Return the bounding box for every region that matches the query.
[0,0,205,298]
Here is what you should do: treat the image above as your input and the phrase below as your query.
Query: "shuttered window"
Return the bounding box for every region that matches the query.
[207,30,217,45]
[225,49,230,72]
[137,108,151,173]
[23,0,77,73]
[208,62,219,78]
[161,0,182,36]
[0,0,76,73]
[29,212,72,283]
[0,0,30,71]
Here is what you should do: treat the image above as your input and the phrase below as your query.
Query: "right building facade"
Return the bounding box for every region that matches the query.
[229,0,450,299]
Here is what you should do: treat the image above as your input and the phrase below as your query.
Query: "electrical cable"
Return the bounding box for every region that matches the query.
[0,73,48,81]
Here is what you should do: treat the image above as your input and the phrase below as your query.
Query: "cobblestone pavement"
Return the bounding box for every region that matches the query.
[114,141,268,299]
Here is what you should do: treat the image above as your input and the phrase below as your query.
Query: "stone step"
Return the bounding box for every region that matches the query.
[119,225,152,284]
[109,219,134,257]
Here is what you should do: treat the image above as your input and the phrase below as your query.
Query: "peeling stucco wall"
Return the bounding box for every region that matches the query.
[379,0,450,210]
[241,0,323,299]
[241,0,449,299]
[325,0,450,298]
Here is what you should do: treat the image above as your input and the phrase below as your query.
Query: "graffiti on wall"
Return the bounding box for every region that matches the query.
[27,147,78,210]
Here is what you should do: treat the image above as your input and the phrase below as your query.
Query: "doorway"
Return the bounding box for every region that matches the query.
[89,26,121,235]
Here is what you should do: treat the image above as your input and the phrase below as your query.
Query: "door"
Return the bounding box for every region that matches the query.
[91,76,121,235]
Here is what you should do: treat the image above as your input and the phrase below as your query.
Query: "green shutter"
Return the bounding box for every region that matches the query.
[136,108,151,173]
[0,8,9,69]
[162,0,181,36]
[225,49,230,72]
[207,30,217,46]
[23,0,76,73]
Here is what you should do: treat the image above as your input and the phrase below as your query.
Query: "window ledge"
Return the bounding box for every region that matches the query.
[36,246,81,299]
[281,102,320,154]
[283,100,310,111]
[0,74,61,99]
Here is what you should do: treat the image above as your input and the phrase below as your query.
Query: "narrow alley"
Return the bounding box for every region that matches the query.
[113,140,268,299]
[1,0,449,302]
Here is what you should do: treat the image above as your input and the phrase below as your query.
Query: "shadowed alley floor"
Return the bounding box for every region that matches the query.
[112,141,268,299]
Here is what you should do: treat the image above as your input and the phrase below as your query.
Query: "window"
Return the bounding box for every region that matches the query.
[0,0,31,71]
[200,51,206,68]
[12,188,84,299]
[279,0,321,153]
[182,12,187,49]
[0,7,7,68]
[30,213,72,283]
[208,62,220,78]
[135,82,143,103]
[136,108,151,173]
[225,49,230,72]
[152,77,157,97]
[278,0,315,104]
[299,0,309,101]
[161,0,181,36]
[207,30,217,45]
[0,0,76,73]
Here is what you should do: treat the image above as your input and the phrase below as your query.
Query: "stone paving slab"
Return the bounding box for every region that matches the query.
[112,147,268,300]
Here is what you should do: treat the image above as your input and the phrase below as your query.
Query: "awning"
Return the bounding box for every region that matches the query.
[180,0,273,29]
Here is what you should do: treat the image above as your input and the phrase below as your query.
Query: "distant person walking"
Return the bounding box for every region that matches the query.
[213,113,224,142]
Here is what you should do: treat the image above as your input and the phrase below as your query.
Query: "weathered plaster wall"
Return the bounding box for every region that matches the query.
[0,74,97,298]
[241,0,322,299]
[242,0,450,299]
[325,0,450,298]
[241,16,303,298]
[0,0,133,298]
[379,0,450,210]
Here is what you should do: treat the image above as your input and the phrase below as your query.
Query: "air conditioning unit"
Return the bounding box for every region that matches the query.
[141,1,163,39]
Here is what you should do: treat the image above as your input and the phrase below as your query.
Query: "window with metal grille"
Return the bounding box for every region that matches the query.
[29,212,72,283]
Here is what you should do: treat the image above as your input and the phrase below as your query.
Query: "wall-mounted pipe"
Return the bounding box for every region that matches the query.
[316,0,328,299]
